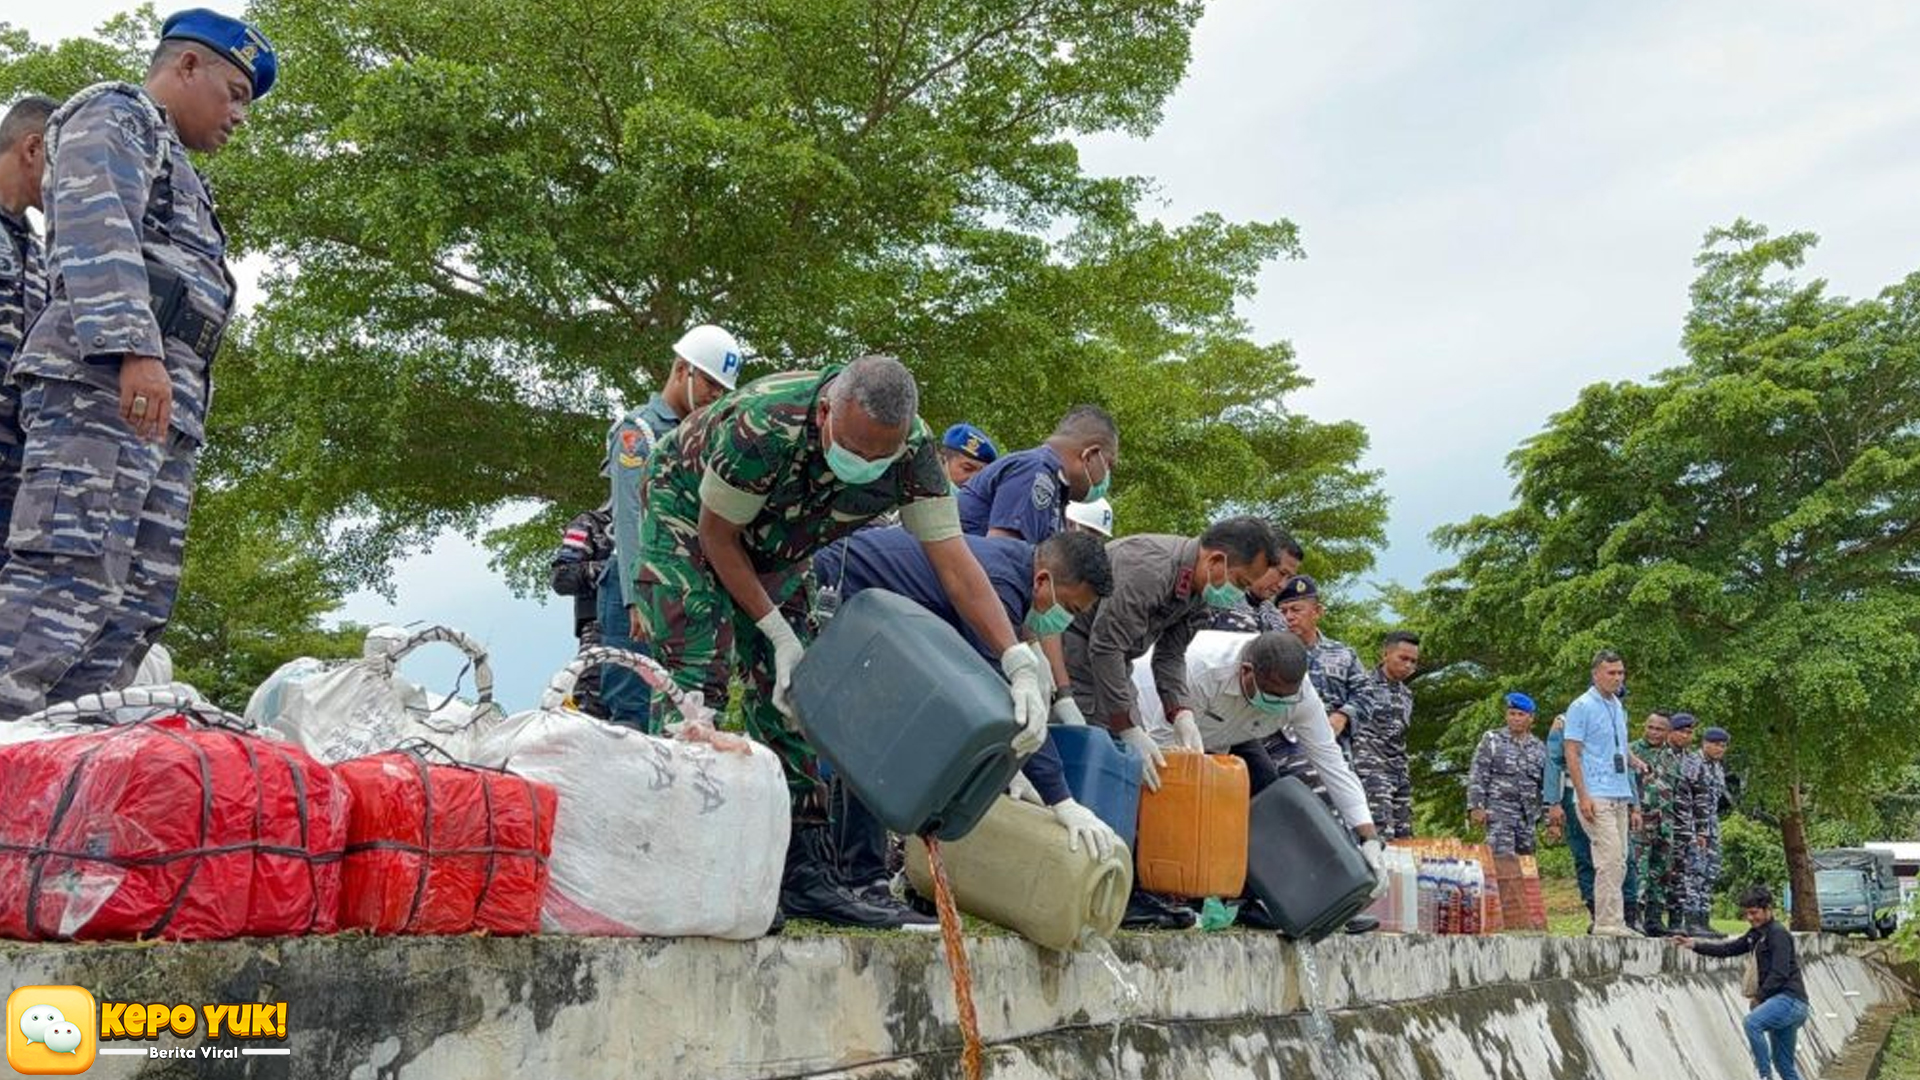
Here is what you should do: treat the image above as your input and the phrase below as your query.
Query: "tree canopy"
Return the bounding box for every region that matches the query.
[3,0,1388,696]
[1418,221,1920,927]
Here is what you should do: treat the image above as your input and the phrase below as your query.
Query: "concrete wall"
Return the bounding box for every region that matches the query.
[0,931,1908,1079]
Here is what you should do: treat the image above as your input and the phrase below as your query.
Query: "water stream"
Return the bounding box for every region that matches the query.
[1078,931,1143,1077]
[923,838,985,1080]
[1297,938,1364,1077]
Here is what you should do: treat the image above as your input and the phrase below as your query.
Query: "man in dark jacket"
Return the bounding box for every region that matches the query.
[1675,885,1809,1080]
[550,503,615,717]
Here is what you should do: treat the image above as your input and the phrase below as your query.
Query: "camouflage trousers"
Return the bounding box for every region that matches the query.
[0,374,22,568]
[1634,812,1693,915]
[0,377,197,718]
[1689,820,1723,910]
[636,556,822,815]
[1484,798,1538,857]
[1354,751,1413,839]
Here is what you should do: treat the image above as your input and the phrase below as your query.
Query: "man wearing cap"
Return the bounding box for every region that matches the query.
[957,405,1117,544]
[1696,727,1734,931]
[1667,713,1722,937]
[636,355,1050,927]
[1273,573,1369,750]
[1468,693,1548,856]
[598,324,740,727]
[938,422,997,487]
[0,11,275,717]
[1065,498,1113,538]
[0,95,55,558]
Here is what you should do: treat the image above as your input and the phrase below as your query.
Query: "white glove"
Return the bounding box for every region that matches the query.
[1000,644,1049,757]
[1119,726,1167,793]
[1360,837,1388,900]
[755,611,805,722]
[1007,772,1045,806]
[1051,695,1089,726]
[1052,798,1118,860]
[1170,708,1204,752]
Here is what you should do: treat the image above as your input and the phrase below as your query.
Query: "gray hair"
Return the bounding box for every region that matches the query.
[1592,648,1623,669]
[0,95,57,152]
[1244,631,1309,685]
[830,354,919,427]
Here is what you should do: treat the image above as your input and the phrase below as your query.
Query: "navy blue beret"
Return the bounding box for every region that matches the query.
[1278,575,1319,602]
[162,8,278,100]
[1704,727,1729,743]
[942,423,997,463]
[1669,712,1698,731]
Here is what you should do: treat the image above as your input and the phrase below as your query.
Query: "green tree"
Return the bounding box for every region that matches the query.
[4,1,1388,707]
[14,0,1383,596]
[1420,221,1920,930]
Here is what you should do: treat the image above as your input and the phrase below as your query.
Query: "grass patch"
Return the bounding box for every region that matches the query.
[1879,1013,1920,1080]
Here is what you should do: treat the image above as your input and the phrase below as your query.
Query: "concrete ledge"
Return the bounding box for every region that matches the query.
[0,932,1909,1079]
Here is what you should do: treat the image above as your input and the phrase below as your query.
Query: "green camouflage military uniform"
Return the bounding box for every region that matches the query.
[1632,738,1692,921]
[635,366,959,806]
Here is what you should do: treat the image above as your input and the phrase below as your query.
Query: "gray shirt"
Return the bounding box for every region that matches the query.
[1064,534,1206,730]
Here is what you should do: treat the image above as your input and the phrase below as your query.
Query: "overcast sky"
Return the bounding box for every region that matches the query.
[15,1,1920,706]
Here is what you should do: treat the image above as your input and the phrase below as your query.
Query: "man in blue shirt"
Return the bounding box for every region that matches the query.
[1563,649,1638,937]
[811,527,1119,901]
[957,405,1118,543]
[958,405,1118,716]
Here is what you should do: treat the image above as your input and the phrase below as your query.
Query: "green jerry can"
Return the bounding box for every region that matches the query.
[906,795,1133,951]
[789,588,1023,841]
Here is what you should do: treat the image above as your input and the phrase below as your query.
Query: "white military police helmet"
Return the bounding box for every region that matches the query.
[1065,498,1113,537]
[673,324,745,390]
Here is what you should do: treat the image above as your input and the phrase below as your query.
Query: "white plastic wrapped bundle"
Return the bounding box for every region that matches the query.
[245,624,502,763]
[1,685,207,747]
[470,647,789,940]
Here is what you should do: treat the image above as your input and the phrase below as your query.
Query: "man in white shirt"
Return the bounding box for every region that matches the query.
[1132,630,1386,930]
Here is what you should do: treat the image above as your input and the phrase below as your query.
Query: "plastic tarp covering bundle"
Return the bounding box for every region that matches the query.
[470,648,789,939]
[0,699,347,941]
[335,748,557,935]
[248,625,502,764]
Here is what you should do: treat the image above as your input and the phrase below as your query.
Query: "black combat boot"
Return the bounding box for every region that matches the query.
[780,824,934,930]
[1640,904,1667,938]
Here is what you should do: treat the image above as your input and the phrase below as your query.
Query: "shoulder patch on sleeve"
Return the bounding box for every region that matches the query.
[1030,472,1056,511]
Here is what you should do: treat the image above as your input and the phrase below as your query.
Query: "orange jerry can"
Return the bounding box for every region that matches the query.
[1134,752,1251,898]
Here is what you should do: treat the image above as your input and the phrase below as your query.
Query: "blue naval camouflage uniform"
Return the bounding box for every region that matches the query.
[1468,728,1547,855]
[1351,666,1416,838]
[0,204,48,556]
[597,392,682,728]
[0,83,234,717]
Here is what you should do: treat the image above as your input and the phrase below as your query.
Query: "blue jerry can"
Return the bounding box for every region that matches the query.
[1048,725,1144,854]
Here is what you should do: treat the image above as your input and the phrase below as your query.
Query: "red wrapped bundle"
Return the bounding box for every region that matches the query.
[335,750,556,934]
[0,714,348,941]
